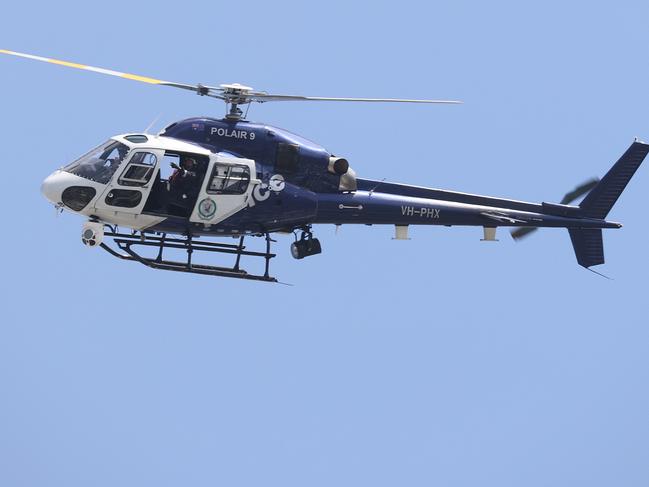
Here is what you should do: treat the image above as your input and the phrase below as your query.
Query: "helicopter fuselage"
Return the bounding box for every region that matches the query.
[41,117,622,239]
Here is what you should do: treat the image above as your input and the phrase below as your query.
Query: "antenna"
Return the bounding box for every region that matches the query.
[143,114,162,134]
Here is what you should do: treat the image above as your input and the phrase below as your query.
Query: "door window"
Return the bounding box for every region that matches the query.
[105,189,142,208]
[118,152,157,186]
[207,164,250,194]
[160,153,181,181]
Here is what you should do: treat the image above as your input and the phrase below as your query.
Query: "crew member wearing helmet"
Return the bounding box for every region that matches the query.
[169,157,197,190]
[168,157,199,215]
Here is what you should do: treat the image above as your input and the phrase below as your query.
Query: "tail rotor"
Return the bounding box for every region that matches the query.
[510,178,599,241]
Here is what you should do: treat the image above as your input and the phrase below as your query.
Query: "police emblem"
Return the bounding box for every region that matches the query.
[198,197,217,220]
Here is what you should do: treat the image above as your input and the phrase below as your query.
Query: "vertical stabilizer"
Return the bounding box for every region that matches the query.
[568,229,604,268]
[579,141,649,219]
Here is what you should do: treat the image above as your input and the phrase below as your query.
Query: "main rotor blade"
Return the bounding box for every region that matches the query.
[0,49,200,93]
[1,49,462,108]
[247,94,463,104]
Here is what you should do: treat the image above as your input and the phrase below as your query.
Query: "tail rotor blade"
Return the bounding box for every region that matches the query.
[513,177,599,242]
[511,227,538,241]
[559,178,600,205]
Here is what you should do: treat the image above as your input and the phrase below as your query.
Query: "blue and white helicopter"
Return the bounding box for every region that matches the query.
[3,49,646,282]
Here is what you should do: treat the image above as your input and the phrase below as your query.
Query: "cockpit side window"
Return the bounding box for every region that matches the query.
[207,164,250,195]
[118,152,157,187]
[64,140,129,184]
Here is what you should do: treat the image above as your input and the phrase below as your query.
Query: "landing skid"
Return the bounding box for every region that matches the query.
[100,230,278,282]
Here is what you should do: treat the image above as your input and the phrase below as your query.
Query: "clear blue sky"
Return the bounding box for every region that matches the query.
[1,1,648,486]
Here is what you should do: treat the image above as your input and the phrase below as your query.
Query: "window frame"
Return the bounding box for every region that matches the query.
[63,140,130,185]
[118,151,158,187]
[104,189,143,208]
[206,163,251,195]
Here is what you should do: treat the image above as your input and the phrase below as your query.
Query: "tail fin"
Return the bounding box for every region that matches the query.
[579,141,649,219]
[568,140,648,268]
[569,228,604,268]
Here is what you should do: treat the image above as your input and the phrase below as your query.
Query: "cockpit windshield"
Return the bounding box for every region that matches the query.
[64,140,130,184]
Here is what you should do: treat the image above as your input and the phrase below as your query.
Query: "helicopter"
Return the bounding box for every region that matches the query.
[2,49,646,282]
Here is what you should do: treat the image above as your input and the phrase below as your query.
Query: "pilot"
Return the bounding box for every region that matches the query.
[90,144,129,181]
[104,145,129,177]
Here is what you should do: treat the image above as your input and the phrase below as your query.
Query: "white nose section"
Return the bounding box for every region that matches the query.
[40,171,66,204]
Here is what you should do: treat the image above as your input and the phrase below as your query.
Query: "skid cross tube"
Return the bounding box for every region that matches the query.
[100,230,278,282]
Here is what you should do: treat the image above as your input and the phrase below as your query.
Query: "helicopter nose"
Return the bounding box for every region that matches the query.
[40,171,67,204]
